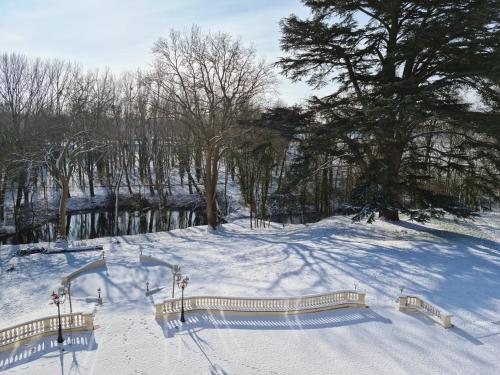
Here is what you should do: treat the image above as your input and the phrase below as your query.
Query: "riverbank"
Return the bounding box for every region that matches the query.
[0,192,207,244]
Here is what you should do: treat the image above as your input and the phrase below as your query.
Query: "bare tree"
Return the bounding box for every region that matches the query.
[152,26,274,228]
[0,53,51,223]
[45,135,102,248]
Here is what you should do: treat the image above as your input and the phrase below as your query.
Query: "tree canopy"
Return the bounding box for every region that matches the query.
[277,0,500,220]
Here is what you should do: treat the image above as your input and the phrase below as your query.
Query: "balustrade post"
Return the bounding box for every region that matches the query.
[398,296,408,312]
[358,293,366,305]
[155,304,164,319]
[442,315,453,328]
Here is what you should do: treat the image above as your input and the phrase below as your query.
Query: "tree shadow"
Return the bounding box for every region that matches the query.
[392,221,500,257]
[400,310,483,346]
[187,329,229,375]
[210,221,499,326]
[0,332,97,372]
[450,326,484,346]
[160,307,391,338]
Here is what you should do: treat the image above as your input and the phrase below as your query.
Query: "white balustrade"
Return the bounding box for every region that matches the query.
[61,258,107,285]
[156,290,366,319]
[0,312,95,352]
[139,254,173,268]
[398,296,453,328]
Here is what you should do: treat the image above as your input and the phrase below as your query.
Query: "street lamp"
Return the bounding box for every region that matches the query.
[51,290,66,344]
[66,282,73,315]
[176,274,189,323]
[171,265,181,298]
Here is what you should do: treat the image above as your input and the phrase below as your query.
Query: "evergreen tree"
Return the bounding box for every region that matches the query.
[277,0,500,221]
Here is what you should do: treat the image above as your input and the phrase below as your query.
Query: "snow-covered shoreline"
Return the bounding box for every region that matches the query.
[1,212,499,374]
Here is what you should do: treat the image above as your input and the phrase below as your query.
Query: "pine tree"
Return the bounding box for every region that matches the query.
[277,0,500,221]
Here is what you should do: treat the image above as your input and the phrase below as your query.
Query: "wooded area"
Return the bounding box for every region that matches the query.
[0,1,498,243]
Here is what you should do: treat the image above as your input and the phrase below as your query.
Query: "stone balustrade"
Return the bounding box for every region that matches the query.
[156,290,366,319]
[0,312,96,352]
[398,296,453,328]
[61,258,107,285]
[139,254,173,269]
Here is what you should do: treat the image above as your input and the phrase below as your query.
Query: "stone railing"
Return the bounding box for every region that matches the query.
[155,290,366,319]
[139,254,173,269]
[0,312,95,352]
[61,258,107,285]
[398,296,453,328]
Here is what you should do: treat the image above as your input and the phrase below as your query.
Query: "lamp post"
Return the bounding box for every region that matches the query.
[51,290,65,344]
[66,282,72,315]
[171,265,181,298]
[176,274,189,323]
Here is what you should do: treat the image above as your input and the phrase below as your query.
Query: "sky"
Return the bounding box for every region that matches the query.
[0,0,331,105]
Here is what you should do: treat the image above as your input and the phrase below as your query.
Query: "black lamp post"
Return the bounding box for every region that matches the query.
[65,281,73,320]
[176,274,189,323]
[51,290,65,344]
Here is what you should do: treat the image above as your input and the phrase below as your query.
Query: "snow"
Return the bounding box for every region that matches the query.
[1,212,499,374]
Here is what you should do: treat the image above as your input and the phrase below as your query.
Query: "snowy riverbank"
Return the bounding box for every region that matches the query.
[1,212,499,374]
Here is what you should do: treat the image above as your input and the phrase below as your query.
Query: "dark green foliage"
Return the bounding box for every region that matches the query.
[401,207,446,223]
[277,0,500,221]
[351,204,378,223]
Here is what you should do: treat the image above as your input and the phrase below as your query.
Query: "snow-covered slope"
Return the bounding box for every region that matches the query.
[0,212,499,374]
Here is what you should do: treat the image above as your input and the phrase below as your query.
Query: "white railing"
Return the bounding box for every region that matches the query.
[61,258,107,285]
[0,312,95,352]
[139,254,173,269]
[398,296,453,328]
[156,290,366,319]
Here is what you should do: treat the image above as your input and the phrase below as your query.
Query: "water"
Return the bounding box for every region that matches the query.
[270,212,329,225]
[1,208,330,245]
[1,208,206,245]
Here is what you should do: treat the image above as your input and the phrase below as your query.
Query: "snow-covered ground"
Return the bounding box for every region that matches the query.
[1,212,499,374]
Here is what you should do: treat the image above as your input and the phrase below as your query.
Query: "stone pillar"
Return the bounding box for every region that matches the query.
[155,304,164,319]
[358,293,366,305]
[442,315,453,328]
[82,314,94,330]
[398,296,408,312]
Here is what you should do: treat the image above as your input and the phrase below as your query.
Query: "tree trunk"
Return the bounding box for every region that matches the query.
[204,147,219,229]
[114,188,119,235]
[380,206,399,221]
[15,170,25,214]
[277,154,286,192]
[0,168,7,223]
[86,153,95,197]
[379,145,404,221]
[57,178,70,247]
[147,161,155,196]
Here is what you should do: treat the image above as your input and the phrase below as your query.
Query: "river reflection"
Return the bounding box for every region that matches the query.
[2,208,206,245]
[2,209,331,245]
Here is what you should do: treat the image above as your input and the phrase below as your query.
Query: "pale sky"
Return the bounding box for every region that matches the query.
[0,0,331,105]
